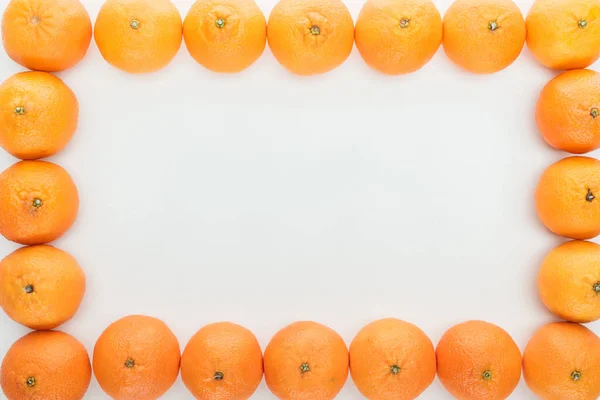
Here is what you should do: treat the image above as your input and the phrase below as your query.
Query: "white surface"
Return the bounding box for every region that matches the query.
[0,0,598,398]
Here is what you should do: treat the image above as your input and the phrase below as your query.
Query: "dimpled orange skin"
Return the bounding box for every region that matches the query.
[535,156,600,240]
[0,245,85,330]
[0,72,78,160]
[264,321,349,400]
[349,318,436,400]
[442,0,525,74]
[267,0,354,76]
[355,0,442,75]
[93,315,181,400]
[0,161,79,245]
[436,321,521,400]
[0,331,92,400]
[181,322,263,400]
[536,69,600,154]
[1,0,92,72]
[183,0,266,73]
[526,0,600,70]
[523,322,600,400]
[538,240,600,323]
[94,0,183,74]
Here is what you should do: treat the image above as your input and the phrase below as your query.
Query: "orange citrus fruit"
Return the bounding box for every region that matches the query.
[94,0,183,74]
[536,69,600,154]
[349,318,436,400]
[0,161,79,245]
[524,322,600,399]
[526,0,600,70]
[264,321,349,400]
[181,322,263,400]
[538,240,600,323]
[267,0,354,76]
[0,244,85,330]
[183,0,266,73]
[93,315,181,400]
[535,156,600,240]
[436,320,521,400]
[0,71,78,160]
[1,0,92,72]
[0,330,91,400]
[442,0,525,74]
[355,0,442,75]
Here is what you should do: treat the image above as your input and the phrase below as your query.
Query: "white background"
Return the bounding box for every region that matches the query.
[0,0,598,398]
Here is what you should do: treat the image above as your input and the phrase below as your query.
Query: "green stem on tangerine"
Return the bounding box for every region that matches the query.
[310,25,320,35]
[400,18,409,28]
[216,18,225,28]
[130,19,140,29]
[26,377,35,387]
[24,284,34,294]
[32,198,42,208]
[390,365,401,374]
[14,106,24,115]
[214,371,224,380]
[572,370,582,381]
[300,362,310,373]
[125,359,135,368]
[587,189,595,202]
[482,370,492,380]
